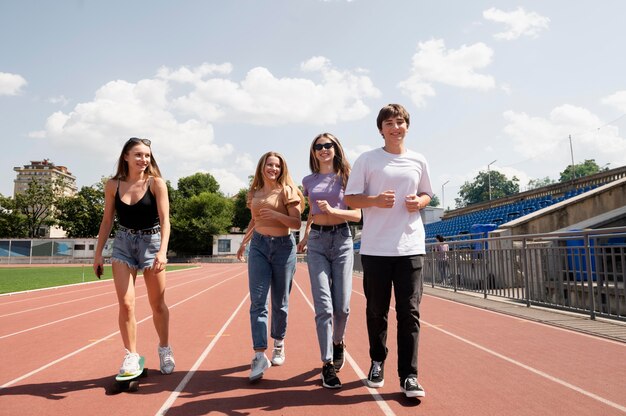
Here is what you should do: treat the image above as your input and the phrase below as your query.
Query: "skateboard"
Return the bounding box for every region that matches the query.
[110,356,148,394]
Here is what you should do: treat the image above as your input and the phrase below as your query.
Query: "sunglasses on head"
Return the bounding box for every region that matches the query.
[313,142,334,151]
[127,137,151,146]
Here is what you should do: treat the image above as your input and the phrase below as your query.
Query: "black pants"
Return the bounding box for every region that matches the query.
[361,254,424,380]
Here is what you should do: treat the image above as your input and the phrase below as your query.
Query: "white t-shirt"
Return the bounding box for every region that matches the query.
[345,147,433,256]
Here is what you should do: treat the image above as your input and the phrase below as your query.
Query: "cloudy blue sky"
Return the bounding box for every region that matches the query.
[1,0,625,209]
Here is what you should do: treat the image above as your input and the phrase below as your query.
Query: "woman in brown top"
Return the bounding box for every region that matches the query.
[237,151,304,381]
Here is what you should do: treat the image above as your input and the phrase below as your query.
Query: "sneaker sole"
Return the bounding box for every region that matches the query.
[366,379,384,388]
[333,361,345,372]
[271,358,285,366]
[401,388,426,398]
[320,374,342,389]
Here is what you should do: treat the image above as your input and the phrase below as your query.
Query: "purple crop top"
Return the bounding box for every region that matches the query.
[302,173,347,215]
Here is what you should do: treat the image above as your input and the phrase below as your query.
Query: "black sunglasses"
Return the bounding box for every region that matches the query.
[313,142,334,151]
[127,137,151,146]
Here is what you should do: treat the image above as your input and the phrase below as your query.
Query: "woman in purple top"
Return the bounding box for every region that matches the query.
[298,133,361,389]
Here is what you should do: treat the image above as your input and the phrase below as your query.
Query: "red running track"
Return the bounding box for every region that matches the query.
[1,264,625,415]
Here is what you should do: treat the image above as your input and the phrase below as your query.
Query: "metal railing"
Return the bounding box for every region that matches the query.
[354,227,626,321]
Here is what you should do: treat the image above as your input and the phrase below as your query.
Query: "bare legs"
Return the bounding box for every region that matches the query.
[112,262,170,352]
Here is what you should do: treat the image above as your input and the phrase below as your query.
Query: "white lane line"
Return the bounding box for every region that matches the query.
[0,271,244,389]
[0,271,236,339]
[351,286,626,414]
[422,320,626,413]
[155,293,250,416]
[293,278,396,416]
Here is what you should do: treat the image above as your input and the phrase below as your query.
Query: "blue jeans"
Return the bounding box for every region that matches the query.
[306,226,353,362]
[248,231,296,350]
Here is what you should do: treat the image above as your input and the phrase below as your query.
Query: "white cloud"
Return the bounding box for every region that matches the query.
[171,57,381,125]
[31,59,381,191]
[48,95,70,106]
[346,144,375,164]
[208,168,249,196]
[502,104,626,166]
[0,72,27,95]
[601,90,626,113]
[483,7,550,40]
[398,39,496,107]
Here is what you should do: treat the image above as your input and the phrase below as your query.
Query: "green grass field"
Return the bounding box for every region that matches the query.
[0,265,194,294]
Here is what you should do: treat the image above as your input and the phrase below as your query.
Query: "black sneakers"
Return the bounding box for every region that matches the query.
[401,376,425,398]
[367,360,384,388]
[333,342,345,372]
[321,361,342,389]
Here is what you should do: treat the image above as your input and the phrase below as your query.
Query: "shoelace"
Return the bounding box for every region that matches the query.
[371,361,382,377]
[160,347,174,364]
[405,378,418,389]
[122,353,139,370]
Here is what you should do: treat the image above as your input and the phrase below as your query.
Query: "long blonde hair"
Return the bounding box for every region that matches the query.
[248,151,305,211]
[308,133,351,189]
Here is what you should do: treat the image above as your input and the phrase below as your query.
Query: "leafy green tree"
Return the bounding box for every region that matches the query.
[527,176,556,190]
[14,179,63,238]
[177,173,220,198]
[456,171,519,208]
[0,195,28,238]
[559,159,601,182]
[429,194,440,207]
[56,185,105,238]
[232,188,251,231]
[170,192,234,254]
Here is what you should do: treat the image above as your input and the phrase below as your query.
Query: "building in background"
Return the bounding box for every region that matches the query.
[13,159,78,238]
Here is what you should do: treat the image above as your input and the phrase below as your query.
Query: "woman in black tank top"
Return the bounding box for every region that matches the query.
[93,137,176,376]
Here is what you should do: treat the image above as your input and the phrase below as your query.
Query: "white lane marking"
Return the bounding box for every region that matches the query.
[293,277,396,416]
[0,270,236,339]
[0,271,244,389]
[351,285,626,414]
[155,293,250,416]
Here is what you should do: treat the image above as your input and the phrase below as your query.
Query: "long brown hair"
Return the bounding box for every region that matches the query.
[248,151,305,211]
[308,133,351,189]
[113,137,162,180]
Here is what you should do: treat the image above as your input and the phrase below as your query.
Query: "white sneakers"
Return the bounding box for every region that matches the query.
[271,340,285,366]
[119,346,175,376]
[249,352,272,381]
[158,345,176,374]
[119,349,141,376]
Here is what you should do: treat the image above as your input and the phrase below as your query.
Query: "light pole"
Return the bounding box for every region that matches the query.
[441,180,450,211]
[487,159,497,201]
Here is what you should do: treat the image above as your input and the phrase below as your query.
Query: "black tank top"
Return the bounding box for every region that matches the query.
[115,178,160,230]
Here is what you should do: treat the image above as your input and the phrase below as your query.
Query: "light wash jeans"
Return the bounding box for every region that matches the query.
[306,226,353,363]
[248,231,296,350]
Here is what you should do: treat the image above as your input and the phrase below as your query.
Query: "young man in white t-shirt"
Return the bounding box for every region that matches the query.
[344,103,432,398]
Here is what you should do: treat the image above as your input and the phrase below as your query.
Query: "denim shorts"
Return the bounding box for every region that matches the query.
[111,226,161,271]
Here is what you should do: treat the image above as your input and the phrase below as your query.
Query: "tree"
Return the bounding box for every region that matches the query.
[56,185,105,238]
[232,188,251,232]
[456,170,519,208]
[0,195,28,238]
[177,173,220,198]
[13,179,63,238]
[429,194,440,207]
[170,192,234,255]
[527,176,556,190]
[559,159,601,182]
